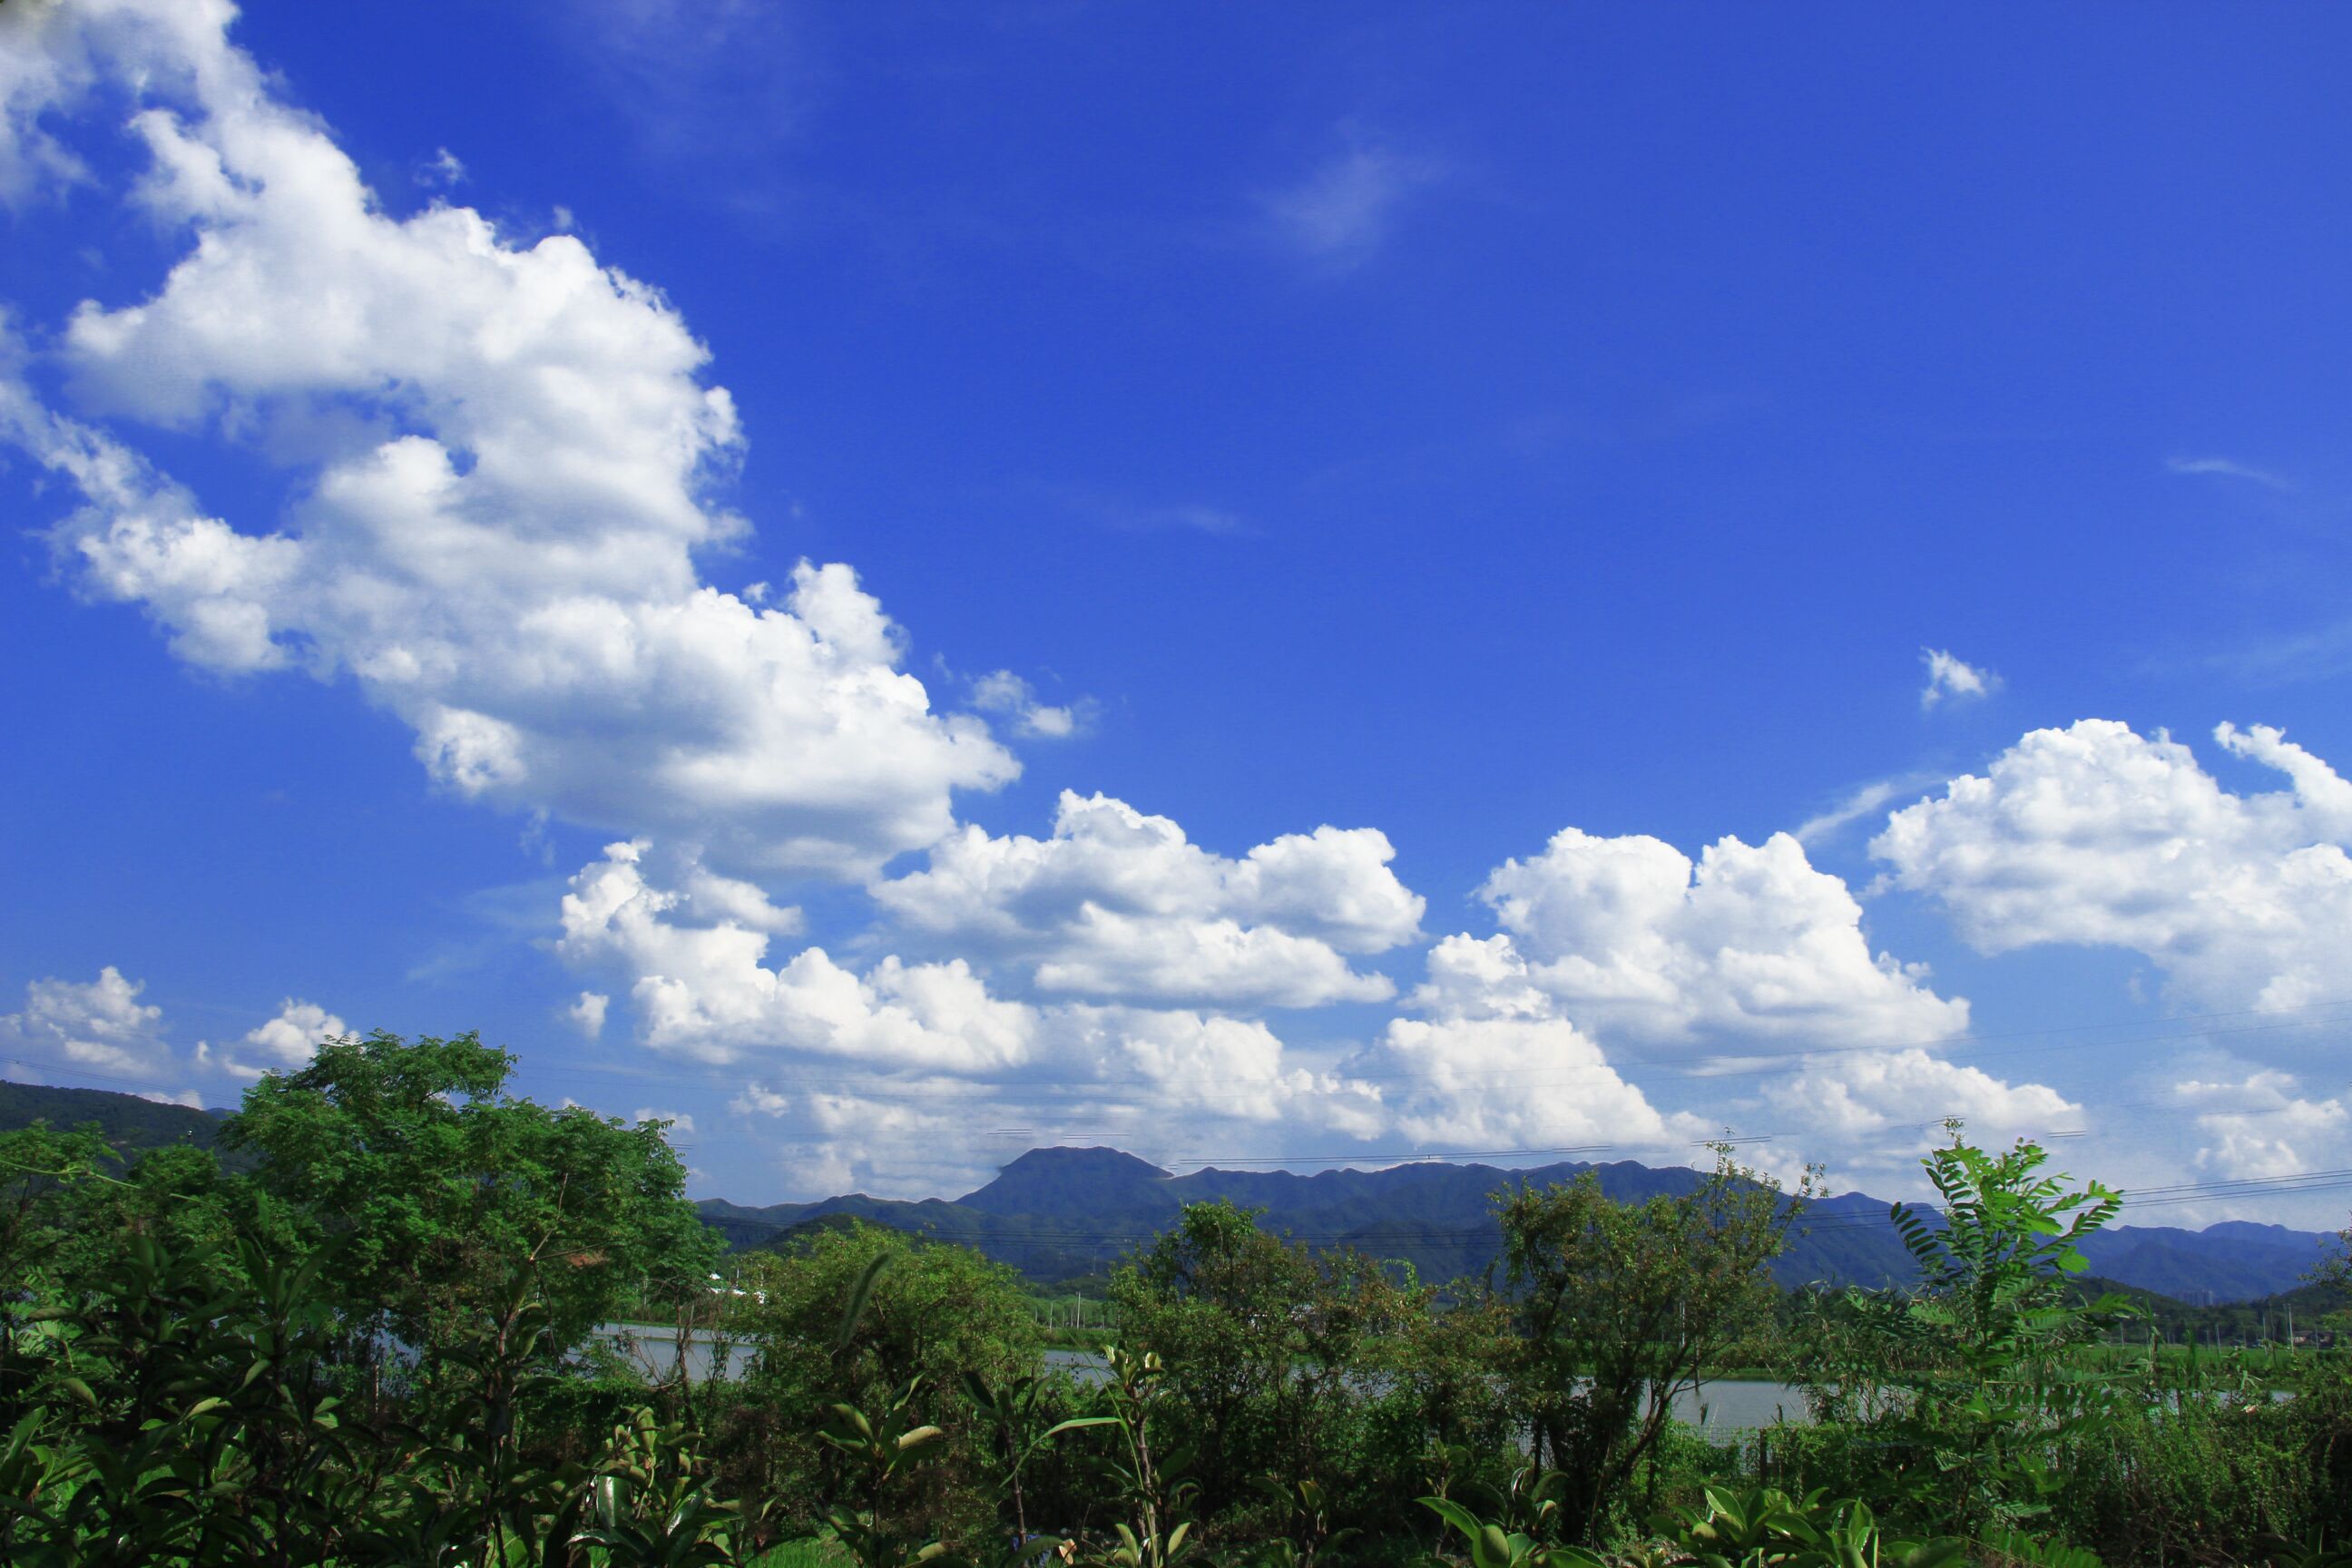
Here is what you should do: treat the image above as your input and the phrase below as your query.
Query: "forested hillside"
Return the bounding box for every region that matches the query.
[0,1079,224,1160]
[700,1144,2337,1301]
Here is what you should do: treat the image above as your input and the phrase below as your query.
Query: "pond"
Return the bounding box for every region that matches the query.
[1042,1349,1812,1432]
[587,1333,1818,1432]
[587,1322,759,1384]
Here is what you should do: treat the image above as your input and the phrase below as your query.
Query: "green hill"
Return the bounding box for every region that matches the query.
[0,1080,226,1163]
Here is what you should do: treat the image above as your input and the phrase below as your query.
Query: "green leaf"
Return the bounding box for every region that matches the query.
[833,1250,894,1353]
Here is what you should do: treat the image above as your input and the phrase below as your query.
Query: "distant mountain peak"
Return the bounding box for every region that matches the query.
[989,1145,1172,1182]
[960,1145,1175,1218]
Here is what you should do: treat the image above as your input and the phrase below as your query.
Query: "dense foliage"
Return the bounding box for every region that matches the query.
[1,1033,2347,1566]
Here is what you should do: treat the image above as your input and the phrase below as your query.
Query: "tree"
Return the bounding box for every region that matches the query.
[1494,1145,1811,1543]
[1109,1200,1423,1525]
[727,1222,1043,1553]
[2313,1215,2350,1293]
[218,1029,719,1356]
[0,1121,117,1284]
[1803,1128,2136,1534]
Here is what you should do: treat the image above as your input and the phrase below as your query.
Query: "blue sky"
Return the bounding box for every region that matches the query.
[5,0,2352,1222]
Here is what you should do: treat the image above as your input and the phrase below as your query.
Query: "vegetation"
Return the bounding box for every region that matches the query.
[1,1032,2348,1565]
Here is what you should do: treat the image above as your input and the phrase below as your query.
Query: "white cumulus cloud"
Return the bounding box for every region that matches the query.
[730,1082,790,1117]
[1874,719,2352,1011]
[2173,1069,2347,1181]
[1366,824,2085,1172]
[0,0,1017,879]
[197,997,348,1081]
[1366,1014,1695,1150]
[1470,828,1968,1055]
[560,840,1036,1071]
[874,791,1423,1009]
[0,966,180,1093]
[567,992,610,1039]
[1761,1049,2080,1145]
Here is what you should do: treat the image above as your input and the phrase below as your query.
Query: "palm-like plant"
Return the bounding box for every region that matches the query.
[1418,1494,1605,1568]
[1083,1348,1196,1568]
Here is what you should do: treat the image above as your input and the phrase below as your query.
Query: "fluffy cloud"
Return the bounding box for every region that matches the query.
[874,791,1423,1009]
[195,997,348,1081]
[1920,649,1999,709]
[1875,720,2352,1011]
[1367,1014,1693,1149]
[0,0,1018,877]
[0,966,180,1092]
[2173,1069,2348,1181]
[558,838,1357,1120]
[242,998,347,1069]
[560,840,1034,1070]
[1761,1049,2080,1144]
[1363,826,2085,1170]
[1049,1004,1342,1125]
[567,992,611,1039]
[554,828,1407,1180]
[1338,925,1694,1153]
[777,1091,1006,1200]
[1469,828,1967,1055]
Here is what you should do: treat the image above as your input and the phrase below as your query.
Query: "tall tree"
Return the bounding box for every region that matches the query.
[218,1029,718,1353]
[1495,1145,1810,1542]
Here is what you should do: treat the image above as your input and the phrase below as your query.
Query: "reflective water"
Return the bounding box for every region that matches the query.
[1040,1349,1811,1431]
[587,1323,757,1384]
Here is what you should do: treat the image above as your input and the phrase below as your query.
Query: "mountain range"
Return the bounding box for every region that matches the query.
[701,1145,2343,1303]
[2,1083,2333,1304]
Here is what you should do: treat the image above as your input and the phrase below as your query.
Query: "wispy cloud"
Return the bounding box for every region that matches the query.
[1920,648,2001,710]
[2166,456,2295,493]
[1049,486,1250,537]
[1107,502,1249,535]
[415,147,466,190]
[555,0,809,168]
[1794,772,1942,847]
[1259,137,1442,271]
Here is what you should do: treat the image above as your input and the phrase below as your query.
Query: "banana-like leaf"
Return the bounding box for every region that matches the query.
[834,1251,895,1353]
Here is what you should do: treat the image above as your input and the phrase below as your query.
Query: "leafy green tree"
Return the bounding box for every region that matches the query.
[0,1121,117,1278]
[1494,1144,1811,1543]
[0,1122,123,1422]
[1109,1200,1423,1528]
[728,1222,1043,1553]
[219,1029,719,1355]
[1802,1129,2136,1535]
